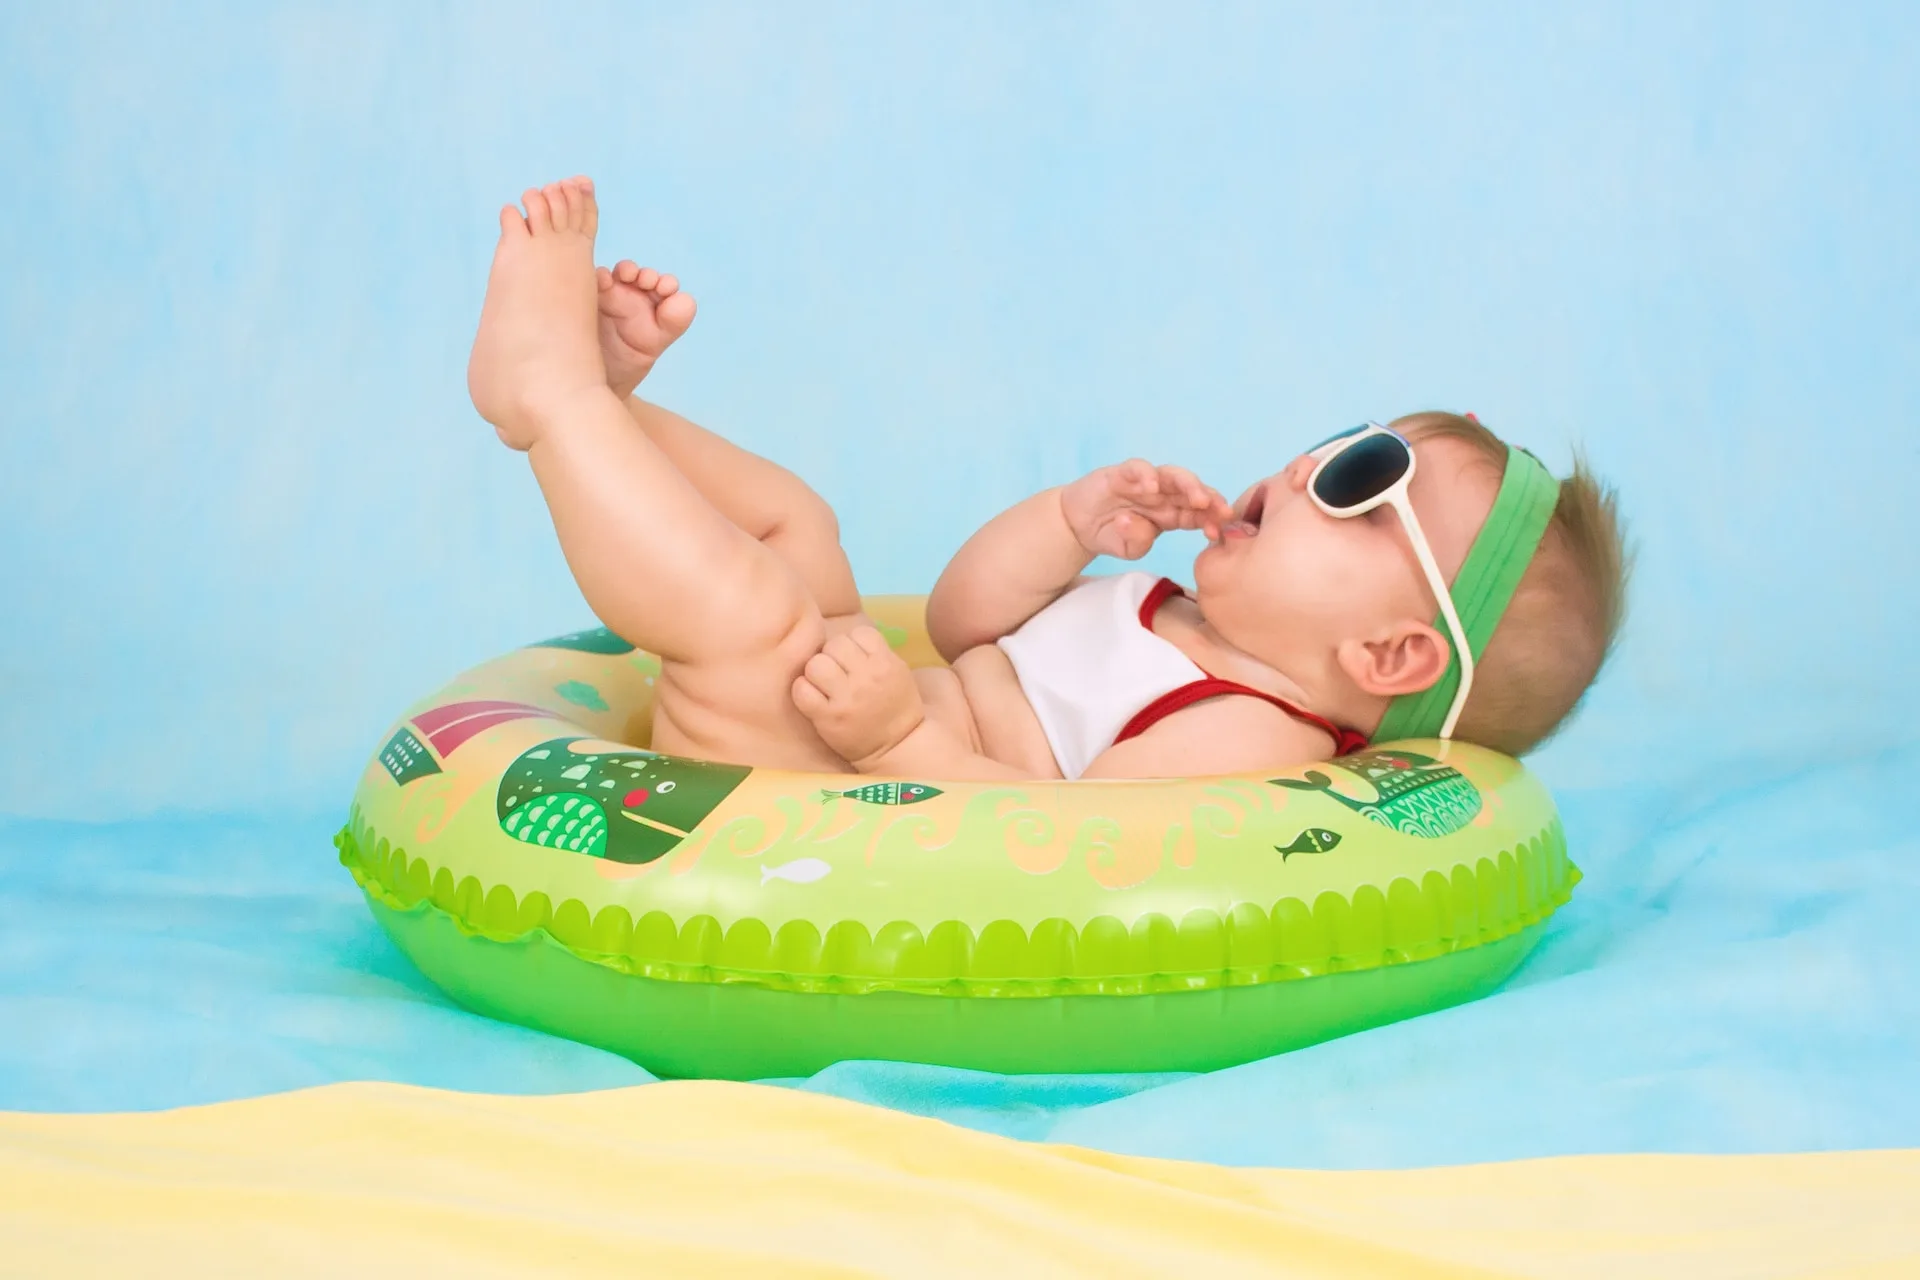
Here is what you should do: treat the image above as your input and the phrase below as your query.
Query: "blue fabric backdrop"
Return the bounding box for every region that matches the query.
[3,1,1916,1167]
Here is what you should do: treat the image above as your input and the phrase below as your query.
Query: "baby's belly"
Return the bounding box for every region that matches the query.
[923,645,1062,780]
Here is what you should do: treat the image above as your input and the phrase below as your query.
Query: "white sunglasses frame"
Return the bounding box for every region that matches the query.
[1305,424,1475,740]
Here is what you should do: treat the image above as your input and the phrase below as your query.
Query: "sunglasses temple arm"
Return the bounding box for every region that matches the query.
[1390,495,1476,740]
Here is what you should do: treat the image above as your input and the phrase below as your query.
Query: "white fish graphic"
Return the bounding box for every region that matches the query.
[760,858,833,885]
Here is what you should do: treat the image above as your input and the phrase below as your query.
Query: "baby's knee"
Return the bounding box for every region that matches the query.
[710,559,826,663]
[767,485,841,546]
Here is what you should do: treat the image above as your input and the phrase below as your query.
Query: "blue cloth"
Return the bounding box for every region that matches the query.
[6,745,1916,1168]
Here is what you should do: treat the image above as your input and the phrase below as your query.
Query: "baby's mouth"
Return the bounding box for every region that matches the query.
[1222,483,1267,540]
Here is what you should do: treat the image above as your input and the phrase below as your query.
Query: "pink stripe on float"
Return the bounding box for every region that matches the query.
[412,699,544,735]
[425,707,549,756]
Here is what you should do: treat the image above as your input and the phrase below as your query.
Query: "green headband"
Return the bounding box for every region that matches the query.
[1373,443,1560,743]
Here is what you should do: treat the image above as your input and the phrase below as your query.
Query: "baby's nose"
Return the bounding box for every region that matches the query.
[1282,455,1315,491]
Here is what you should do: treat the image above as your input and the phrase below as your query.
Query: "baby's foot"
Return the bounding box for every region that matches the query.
[596,261,697,399]
[467,177,608,451]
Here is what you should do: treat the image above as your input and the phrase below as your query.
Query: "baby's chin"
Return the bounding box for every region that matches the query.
[1190,537,1242,598]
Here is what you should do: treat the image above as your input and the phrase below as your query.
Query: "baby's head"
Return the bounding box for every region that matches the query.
[1193,411,1628,754]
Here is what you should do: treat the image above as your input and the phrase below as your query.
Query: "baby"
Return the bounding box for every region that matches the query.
[468,178,1627,780]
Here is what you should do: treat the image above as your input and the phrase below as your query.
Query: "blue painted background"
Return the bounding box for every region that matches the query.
[6,3,1920,1164]
[3,2,1916,812]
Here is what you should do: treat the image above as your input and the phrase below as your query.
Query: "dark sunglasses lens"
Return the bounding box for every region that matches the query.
[1314,433,1410,509]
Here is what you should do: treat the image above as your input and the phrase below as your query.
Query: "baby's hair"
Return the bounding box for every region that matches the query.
[1390,411,1631,755]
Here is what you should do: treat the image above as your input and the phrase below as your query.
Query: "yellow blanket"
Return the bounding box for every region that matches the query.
[3,1081,1914,1278]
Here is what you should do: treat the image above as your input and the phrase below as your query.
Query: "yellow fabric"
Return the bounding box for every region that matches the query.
[3,1082,1915,1279]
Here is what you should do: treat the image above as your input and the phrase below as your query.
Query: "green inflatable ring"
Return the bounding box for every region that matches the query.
[336,597,1578,1079]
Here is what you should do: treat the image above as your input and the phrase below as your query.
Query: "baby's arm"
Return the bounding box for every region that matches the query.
[925,462,1232,661]
[923,488,1090,661]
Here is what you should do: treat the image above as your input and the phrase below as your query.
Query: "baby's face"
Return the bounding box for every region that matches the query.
[1193,433,1501,675]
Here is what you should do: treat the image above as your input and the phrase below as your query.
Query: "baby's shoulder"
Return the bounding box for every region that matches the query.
[1079,694,1337,780]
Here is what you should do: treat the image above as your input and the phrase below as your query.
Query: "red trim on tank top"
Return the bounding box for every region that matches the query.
[1117,578,1370,756]
[1136,576,1187,628]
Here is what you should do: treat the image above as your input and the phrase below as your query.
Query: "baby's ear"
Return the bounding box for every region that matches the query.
[1335,623,1451,698]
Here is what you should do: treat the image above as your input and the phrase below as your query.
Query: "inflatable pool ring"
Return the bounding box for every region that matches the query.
[336,599,1579,1079]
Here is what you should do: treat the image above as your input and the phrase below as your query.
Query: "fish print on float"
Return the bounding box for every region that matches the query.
[1269,749,1483,839]
[819,782,945,807]
[1276,828,1342,859]
[760,858,833,885]
[496,737,751,864]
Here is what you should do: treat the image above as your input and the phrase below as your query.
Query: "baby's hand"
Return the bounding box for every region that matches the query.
[1060,460,1233,560]
[792,627,926,770]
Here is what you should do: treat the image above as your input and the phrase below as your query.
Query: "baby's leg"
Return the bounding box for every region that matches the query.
[623,398,864,624]
[595,262,863,624]
[618,400,1000,756]
[468,178,842,771]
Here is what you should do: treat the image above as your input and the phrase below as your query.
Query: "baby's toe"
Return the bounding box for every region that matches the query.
[657,291,697,335]
[543,181,575,230]
[575,178,597,235]
[521,188,552,232]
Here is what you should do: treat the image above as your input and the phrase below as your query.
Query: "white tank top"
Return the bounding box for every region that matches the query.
[995,573,1213,779]
[995,572,1363,779]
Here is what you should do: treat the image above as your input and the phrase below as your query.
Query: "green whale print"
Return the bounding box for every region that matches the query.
[496,737,751,864]
[1269,749,1483,839]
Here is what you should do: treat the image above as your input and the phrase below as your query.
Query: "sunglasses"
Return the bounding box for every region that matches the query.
[1304,424,1474,739]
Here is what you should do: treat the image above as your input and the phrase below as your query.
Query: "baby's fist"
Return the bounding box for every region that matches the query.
[792,626,925,770]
